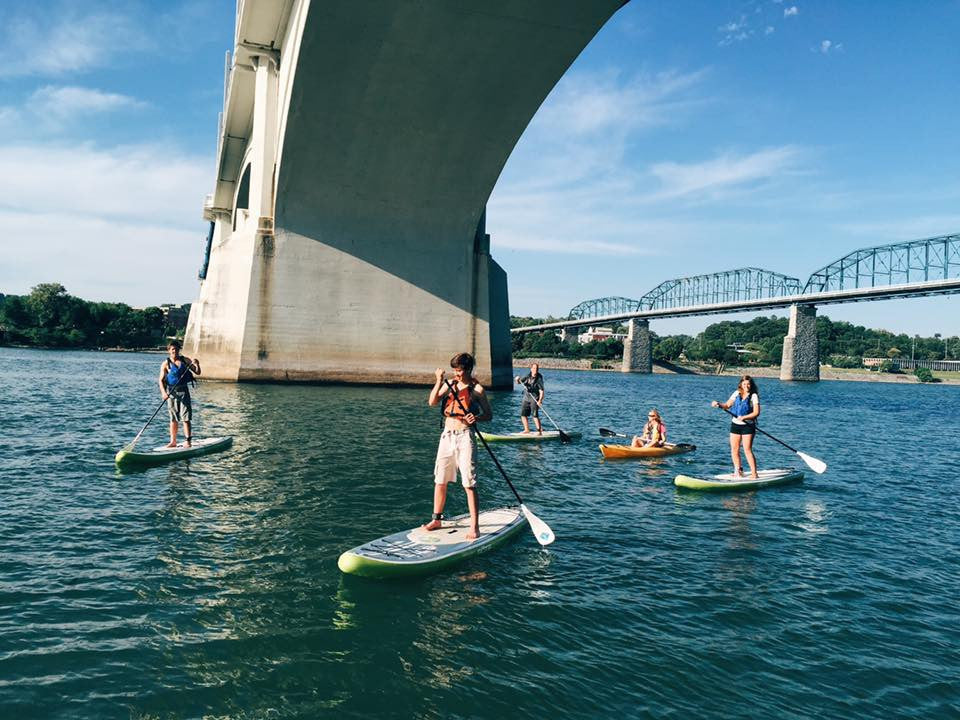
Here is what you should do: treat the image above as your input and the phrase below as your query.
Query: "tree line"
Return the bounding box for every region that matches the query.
[0,284,182,349]
[511,314,959,366]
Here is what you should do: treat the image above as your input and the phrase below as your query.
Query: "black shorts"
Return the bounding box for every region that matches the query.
[729,422,756,436]
[520,398,540,417]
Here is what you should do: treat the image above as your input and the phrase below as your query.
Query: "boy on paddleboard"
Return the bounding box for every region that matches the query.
[158,340,201,448]
[424,352,493,540]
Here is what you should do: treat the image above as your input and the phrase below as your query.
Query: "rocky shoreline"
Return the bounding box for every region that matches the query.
[512,357,960,385]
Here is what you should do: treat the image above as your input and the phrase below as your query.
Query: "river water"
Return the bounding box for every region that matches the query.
[1,348,958,719]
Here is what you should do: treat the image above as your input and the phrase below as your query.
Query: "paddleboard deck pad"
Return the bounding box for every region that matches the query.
[115,436,233,467]
[479,430,581,443]
[599,442,696,459]
[338,507,527,578]
[674,468,804,491]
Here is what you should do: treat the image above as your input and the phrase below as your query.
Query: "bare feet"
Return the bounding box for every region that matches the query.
[735,467,744,477]
[165,441,177,448]
[422,519,442,531]
[465,528,479,541]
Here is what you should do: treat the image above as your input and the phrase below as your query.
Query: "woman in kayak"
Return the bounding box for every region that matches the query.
[423,352,493,541]
[711,375,760,478]
[631,408,666,448]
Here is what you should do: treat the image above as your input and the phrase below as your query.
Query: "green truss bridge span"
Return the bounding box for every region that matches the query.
[514,233,960,382]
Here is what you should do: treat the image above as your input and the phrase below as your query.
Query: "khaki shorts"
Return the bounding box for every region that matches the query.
[434,429,476,488]
[167,389,192,423]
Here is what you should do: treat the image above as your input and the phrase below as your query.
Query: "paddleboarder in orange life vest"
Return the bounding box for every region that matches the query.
[423,352,493,540]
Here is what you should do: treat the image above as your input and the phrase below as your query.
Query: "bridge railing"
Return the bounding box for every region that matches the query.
[803,233,960,293]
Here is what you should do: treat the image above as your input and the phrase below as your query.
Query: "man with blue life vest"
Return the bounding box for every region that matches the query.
[158,340,201,448]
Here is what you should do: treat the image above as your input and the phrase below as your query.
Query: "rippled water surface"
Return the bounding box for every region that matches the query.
[1,348,959,719]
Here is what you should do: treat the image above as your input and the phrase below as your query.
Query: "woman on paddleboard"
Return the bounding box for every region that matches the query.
[424,352,493,540]
[711,375,760,478]
[631,408,666,448]
[158,340,201,448]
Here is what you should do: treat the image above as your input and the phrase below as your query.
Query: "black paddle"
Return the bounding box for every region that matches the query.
[518,384,572,443]
[122,357,196,452]
[714,405,827,474]
[443,379,555,546]
[599,427,628,438]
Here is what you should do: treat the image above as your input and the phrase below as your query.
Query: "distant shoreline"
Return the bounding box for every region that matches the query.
[513,357,960,386]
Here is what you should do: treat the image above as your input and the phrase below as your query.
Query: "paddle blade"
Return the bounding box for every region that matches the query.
[598,427,623,438]
[520,503,555,546]
[559,430,572,444]
[798,451,827,474]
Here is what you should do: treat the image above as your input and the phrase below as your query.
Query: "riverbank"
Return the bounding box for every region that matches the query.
[513,357,960,385]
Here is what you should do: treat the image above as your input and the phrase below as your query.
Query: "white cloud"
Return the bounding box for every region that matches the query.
[718,16,753,45]
[765,26,776,35]
[817,40,844,54]
[0,7,148,78]
[0,142,211,304]
[784,6,799,17]
[0,143,209,225]
[28,86,146,118]
[647,146,805,201]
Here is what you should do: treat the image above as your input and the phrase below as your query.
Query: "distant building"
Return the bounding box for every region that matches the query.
[578,326,626,343]
[160,303,192,332]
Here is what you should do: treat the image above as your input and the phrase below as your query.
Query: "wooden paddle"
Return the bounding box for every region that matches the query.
[715,405,827,474]
[518,384,572,443]
[444,379,555,546]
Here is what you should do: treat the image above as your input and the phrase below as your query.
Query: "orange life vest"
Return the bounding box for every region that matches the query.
[443,381,478,417]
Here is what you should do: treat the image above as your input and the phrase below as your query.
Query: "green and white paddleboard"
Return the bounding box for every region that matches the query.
[674,468,804,491]
[115,436,233,468]
[338,507,527,579]
[478,430,581,443]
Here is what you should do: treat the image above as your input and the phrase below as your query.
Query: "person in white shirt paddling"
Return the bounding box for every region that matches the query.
[711,375,761,478]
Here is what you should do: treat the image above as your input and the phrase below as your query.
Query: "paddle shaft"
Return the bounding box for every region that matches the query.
[519,384,569,441]
[128,361,195,448]
[443,379,526,506]
[716,405,798,453]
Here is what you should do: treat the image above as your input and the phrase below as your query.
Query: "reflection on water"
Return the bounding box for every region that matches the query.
[1,348,959,719]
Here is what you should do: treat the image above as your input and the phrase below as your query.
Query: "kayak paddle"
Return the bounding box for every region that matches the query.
[122,362,194,452]
[444,379,555,546]
[519,384,573,443]
[599,427,629,438]
[715,405,827,474]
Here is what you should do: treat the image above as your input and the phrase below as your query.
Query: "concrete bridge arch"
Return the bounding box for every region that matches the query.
[186,0,627,386]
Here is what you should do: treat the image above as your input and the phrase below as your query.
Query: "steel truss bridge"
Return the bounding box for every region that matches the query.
[515,233,960,333]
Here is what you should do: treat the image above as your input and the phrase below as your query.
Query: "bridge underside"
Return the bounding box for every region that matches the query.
[185,0,625,387]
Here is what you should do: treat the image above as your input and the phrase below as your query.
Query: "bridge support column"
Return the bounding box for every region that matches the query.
[622,319,652,374]
[780,304,819,382]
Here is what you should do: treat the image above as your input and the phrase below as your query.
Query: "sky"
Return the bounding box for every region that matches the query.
[1,0,958,337]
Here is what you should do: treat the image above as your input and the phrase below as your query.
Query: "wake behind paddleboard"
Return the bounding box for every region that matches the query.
[115,436,233,468]
[338,507,527,578]
[478,430,581,443]
[674,468,804,491]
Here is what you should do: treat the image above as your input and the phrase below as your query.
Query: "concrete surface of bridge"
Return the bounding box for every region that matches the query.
[184,0,626,387]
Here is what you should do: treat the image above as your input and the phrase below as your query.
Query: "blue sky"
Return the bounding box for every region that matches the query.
[1,0,958,336]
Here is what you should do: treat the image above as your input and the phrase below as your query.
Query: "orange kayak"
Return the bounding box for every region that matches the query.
[598,442,696,459]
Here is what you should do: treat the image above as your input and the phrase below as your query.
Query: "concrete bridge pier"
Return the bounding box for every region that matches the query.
[622,318,652,374]
[780,304,820,381]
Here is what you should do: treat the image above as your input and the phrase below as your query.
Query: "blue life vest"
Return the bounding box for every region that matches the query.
[731,393,754,418]
[166,359,193,390]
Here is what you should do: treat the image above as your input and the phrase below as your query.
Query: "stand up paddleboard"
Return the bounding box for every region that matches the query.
[674,468,804,491]
[115,436,233,468]
[599,442,696,459]
[338,507,527,578]
[478,430,581,443]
